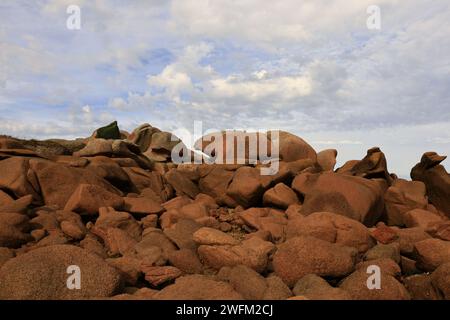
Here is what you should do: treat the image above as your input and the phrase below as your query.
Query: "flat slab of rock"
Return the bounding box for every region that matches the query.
[64,184,124,215]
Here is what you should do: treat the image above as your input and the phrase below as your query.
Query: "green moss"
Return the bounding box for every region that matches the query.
[96,121,121,139]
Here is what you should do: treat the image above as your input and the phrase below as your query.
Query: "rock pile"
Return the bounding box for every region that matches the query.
[0,122,449,300]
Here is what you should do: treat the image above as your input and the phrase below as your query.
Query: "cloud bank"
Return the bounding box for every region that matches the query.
[1,0,449,177]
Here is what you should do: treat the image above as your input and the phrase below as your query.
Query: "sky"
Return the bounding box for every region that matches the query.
[0,0,449,178]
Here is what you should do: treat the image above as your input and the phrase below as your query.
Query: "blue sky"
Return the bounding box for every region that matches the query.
[1,0,449,177]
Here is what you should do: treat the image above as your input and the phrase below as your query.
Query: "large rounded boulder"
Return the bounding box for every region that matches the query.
[0,244,123,299]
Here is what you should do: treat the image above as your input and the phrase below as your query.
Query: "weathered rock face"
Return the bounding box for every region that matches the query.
[198,237,275,273]
[431,262,450,299]
[154,275,243,300]
[0,245,122,299]
[262,183,299,209]
[292,172,385,226]
[0,213,32,248]
[337,147,392,184]
[239,207,287,243]
[128,123,160,152]
[413,238,450,271]
[339,262,410,300]
[64,184,124,215]
[1,124,449,300]
[226,166,267,208]
[194,131,273,165]
[285,212,375,253]
[411,152,450,216]
[273,236,357,287]
[293,274,351,300]
[384,179,428,226]
[316,149,337,172]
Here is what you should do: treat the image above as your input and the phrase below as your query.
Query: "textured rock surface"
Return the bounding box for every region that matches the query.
[0,245,122,299]
[0,126,449,300]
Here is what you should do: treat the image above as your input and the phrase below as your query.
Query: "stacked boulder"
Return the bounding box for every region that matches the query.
[0,121,449,300]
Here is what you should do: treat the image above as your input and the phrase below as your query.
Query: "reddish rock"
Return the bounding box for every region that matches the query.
[426,220,450,241]
[165,169,199,199]
[141,265,183,286]
[179,203,209,220]
[85,156,131,190]
[193,227,239,246]
[134,228,176,261]
[107,256,141,286]
[337,147,392,184]
[168,249,204,274]
[286,212,375,253]
[194,193,218,210]
[163,219,202,250]
[339,267,410,300]
[0,245,122,299]
[198,237,275,273]
[64,184,124,215]
[161,195,192,211]
[95,207,142,241]
[364,243,400,263]
[226,166,266,208]
[239,207,287,243]
[124,167,173,201]
[154,275,243,300]
[411,152,450,216]
[292,172,384,226]
[98,227,137,256]
[317,149,337,172]
[0,157,40,201]
[262,183,299,209]
[140,214,158,229]
[128,123,160,152]
[80,233,107,258]
[400,256,421,276]
[404,274,440,300]
[263,276,293,300]
[123,196,164,215]
[0,190,13,205]
[217,265,268,300]
[273,236,357,287]
[431,262,450,299]
[394,227,431,255]
[34,229,69,248]
[60,220,86,240]
[403,208,443,228]
[384,179,428,226]
[413,238,450,271]
[268,130,317,163]
[0,247,14,268]
[370,223,399,244]
[0,213,32,248]
[0,194,33,214]
[31,159,121,209]
[29,209,60,231]
[293,274,351,300]
[198,165,237,206]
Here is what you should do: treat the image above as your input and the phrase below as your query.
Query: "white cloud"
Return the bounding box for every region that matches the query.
[1,0,449,177]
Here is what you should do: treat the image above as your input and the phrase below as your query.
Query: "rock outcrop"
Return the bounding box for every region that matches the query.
[0,122,448,300]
